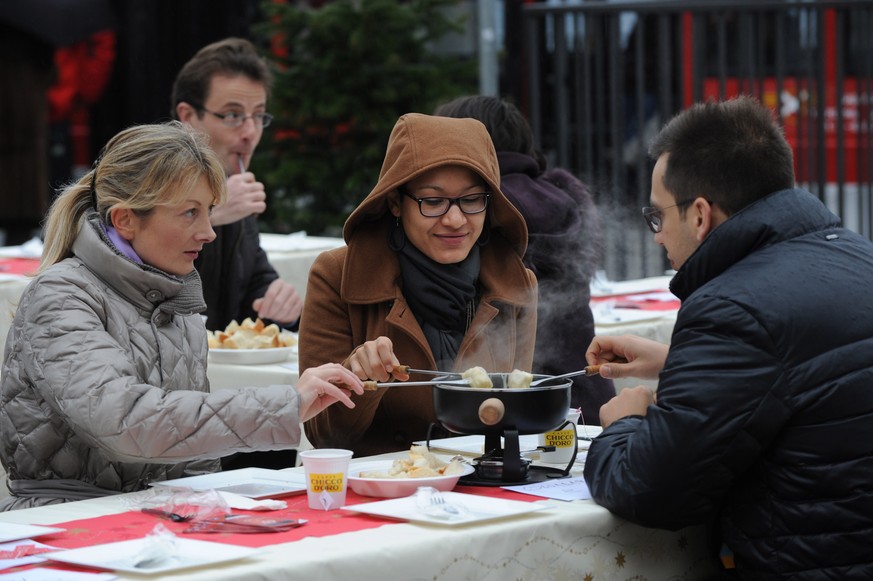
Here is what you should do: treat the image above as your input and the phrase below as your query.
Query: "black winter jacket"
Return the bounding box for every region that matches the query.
[584,188,873,579]
[194,215,278,331]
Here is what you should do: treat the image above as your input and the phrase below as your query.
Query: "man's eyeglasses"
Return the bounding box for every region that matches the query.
[401,187,490,218]
[196,106,274,129]
[641,199,695,233]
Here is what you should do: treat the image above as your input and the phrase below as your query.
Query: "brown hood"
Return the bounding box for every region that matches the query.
[342,113,528,257]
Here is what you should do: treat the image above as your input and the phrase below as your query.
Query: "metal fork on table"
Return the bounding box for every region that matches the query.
[426,493,468,518]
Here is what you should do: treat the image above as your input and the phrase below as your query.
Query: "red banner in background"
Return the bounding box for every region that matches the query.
[0,258,40,277]
[702,76,871,185]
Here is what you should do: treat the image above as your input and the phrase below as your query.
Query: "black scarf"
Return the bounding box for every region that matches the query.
[397,238,480,369]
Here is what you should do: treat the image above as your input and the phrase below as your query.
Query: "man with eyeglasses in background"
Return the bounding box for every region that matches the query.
[172,37,302,334]
[172,38,302,471]
[583,96,873,577]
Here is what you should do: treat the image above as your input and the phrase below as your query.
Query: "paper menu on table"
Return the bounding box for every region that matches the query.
[502,476,591,501]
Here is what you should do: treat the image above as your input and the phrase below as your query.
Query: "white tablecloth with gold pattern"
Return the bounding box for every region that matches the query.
[0,449,717,580]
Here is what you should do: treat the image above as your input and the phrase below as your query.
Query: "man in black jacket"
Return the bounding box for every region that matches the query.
[172,37,301,332]
[585,96,873,579]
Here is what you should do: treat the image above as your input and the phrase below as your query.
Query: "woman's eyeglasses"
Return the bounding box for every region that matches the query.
[401,188,490,218]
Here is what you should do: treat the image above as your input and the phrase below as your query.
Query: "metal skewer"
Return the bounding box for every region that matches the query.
[363,379,470,391]
[528,366,602,387]
[392,365,461,377]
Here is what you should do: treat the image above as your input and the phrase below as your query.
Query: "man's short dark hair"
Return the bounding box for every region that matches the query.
[170,37,273,120]
[648,96,795,216]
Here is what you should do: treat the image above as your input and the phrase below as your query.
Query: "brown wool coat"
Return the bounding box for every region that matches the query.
[300,114,537,456]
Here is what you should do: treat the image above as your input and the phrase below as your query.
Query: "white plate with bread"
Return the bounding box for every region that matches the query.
[206,317,297,364]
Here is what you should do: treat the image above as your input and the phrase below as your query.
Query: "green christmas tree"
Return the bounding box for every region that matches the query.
[255,0,477,235]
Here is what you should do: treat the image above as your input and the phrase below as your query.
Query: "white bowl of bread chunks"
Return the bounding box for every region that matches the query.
[207,317,297,364]
[348,446,474,498]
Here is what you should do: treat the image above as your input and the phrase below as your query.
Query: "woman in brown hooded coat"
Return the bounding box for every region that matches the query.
[300,113,537,456]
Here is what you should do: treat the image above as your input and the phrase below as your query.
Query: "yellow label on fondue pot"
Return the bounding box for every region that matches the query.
[543,428,575,449]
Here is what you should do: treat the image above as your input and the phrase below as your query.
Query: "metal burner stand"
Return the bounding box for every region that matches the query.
[426,423,577,487]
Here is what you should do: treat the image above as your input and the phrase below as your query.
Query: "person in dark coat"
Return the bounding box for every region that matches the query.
[434,95,614,425]
[584,96,873,578]
[172,38,303,470]
[172,38,302,332]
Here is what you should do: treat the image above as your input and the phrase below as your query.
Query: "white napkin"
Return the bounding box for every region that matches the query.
[258,232,345,253]
[217,491,287,511]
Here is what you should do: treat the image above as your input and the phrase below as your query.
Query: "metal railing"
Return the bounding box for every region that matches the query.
[520,0,873,280]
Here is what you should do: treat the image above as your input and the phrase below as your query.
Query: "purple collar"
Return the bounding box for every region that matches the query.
[102,224,144,264]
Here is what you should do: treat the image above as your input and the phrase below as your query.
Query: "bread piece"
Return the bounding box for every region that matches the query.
[462,366,493,389]
[222,334,252,349]
[251,334,280,348]
[507,369,533,389]
[407,466,441,478]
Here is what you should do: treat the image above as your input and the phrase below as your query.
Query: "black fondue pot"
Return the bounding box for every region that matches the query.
[431,373,573,483]
[432,373,571,436]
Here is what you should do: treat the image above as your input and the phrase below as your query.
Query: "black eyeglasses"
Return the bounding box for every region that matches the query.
[641,199,695,233]
[195,106,273,129]
[401,187,490,218]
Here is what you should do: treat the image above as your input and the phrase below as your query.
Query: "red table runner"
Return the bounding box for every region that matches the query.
[37,485,538,551]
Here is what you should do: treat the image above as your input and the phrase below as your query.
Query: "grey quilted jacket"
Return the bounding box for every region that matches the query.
[0,212,303,510]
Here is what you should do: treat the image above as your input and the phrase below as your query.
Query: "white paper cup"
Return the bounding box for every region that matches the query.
[299,448,353,510]
[538,408,582,463]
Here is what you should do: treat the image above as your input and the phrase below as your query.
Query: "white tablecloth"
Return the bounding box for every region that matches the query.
[592,275,679,392]
[258,233,345,302]
[0,449,718,580]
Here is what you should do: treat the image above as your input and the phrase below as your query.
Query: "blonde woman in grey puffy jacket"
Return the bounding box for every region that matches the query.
[0,122,363,511]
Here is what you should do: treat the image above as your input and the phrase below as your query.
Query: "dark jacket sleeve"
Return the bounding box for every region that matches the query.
[583,296,787,530]
[196,216,279,331]
[236,216,279,318]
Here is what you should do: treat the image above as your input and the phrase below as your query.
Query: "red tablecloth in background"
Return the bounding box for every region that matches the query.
[0,258,40,277]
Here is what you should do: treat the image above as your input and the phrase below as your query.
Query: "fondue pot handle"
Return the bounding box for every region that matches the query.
[478,398,505,426]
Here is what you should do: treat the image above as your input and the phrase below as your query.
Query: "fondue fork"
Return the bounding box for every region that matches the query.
[362,378,471,391]
[528,366,603,387]
[392,365,461,377]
